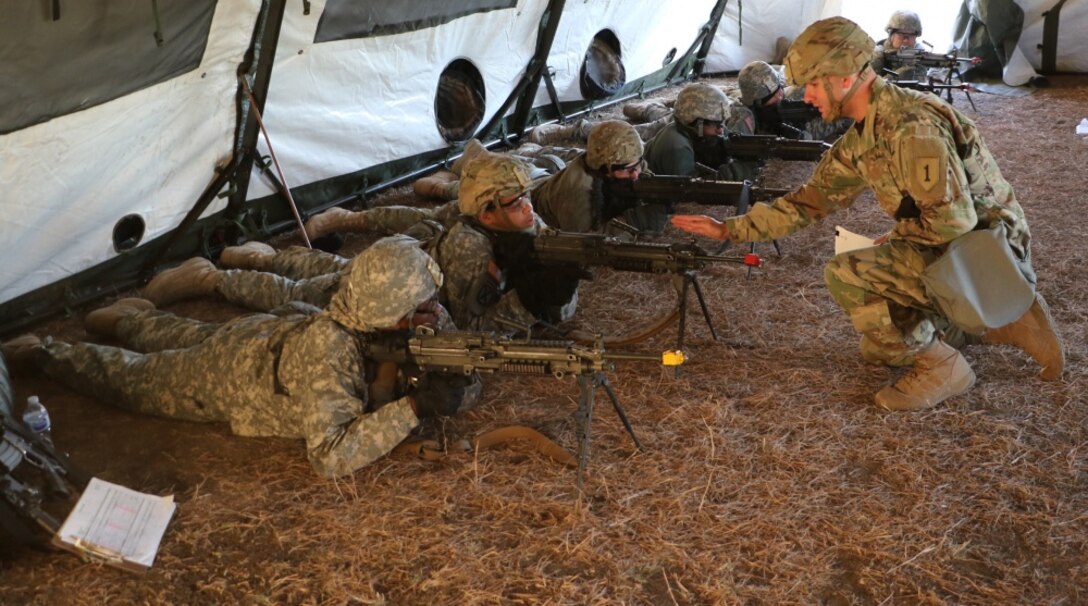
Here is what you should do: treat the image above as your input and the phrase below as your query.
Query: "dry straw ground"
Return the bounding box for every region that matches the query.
[2,74,1086,605]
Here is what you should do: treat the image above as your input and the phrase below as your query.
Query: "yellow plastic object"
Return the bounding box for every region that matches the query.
[661,350,686,366]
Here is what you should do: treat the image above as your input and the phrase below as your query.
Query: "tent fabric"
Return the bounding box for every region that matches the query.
[2,0,1084,326]
[0,0,261,306]
[0,0,217,135]
[314,0,518,43]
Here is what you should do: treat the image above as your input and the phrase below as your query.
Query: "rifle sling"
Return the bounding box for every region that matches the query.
[392,426,576,467]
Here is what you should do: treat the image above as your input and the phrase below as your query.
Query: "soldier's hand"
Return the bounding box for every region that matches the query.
[411,373,472,418]
[671,214,730,241]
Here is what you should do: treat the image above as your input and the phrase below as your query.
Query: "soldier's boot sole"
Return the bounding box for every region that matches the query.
[85,298,156,337]
[218,241,276,270]
[143,258,221,306]
[982,293,1064,381]
[1,334,43,365]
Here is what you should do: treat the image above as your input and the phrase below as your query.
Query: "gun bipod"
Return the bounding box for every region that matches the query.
[574,371,642,493]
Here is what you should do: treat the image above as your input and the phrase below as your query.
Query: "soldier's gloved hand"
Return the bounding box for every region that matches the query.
[410,373,472,418]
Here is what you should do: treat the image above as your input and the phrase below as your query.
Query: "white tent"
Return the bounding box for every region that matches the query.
[1,0,1082,332]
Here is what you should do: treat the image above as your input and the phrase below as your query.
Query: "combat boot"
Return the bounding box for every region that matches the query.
[412,170,459,200]
[982,293,1065,380]
[1,334,42,365]
[218,241,276,270]
[874,339,976,411]
[528,119,590,145]
[623,100,672,123]
[303,207,371,240]
[143,258,223,305]
[450,138,487,175]
[85,298,156,337]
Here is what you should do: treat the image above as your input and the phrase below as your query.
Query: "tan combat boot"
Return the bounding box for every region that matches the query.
[143,258,223,305]
[303,207,371,240]
[412,170,460,200]
[218,241,276,270]
[623,100,672,123]
[85,298,156,337]
[982,293,1065,381]
[874,339,976,411]
[528,118,590,145]
[450,138,487,175]
[1,334,42,365]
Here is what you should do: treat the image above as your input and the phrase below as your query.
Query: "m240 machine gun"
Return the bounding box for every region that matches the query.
[362,328,684,490]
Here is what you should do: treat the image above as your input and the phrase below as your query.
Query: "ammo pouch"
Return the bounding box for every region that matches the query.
[920,222,1035,335]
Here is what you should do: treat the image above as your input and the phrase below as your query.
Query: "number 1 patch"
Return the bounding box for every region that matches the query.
[915,157,940,192]
[900,133,947,202]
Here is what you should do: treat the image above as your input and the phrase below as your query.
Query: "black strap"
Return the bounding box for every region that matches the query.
[1039,0,1068,74]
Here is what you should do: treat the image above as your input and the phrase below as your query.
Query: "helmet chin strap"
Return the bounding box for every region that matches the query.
[819,66,874,120]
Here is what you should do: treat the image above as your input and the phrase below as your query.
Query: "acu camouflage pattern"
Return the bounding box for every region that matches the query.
[724,78,1030,364]
[584,120,643,171]
[458,151,535,216]
[784,16,875,86]
[435,215,560,333]
[673,82,730,126]
[886,10,922,35]
[32,236,447,478]
[738,61,784,106]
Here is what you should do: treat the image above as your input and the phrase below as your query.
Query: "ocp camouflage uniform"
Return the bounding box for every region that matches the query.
[723,77,1030,365]
[531,154,602,232]
[28,237,456,478]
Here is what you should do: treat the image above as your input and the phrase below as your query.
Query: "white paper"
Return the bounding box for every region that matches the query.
[834,226,876,255]
[56,477,176,569]
[1076,118,1088,136]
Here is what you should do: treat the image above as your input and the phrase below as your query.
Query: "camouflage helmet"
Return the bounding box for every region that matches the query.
[784,17,875,86]
[886,10,922,36]
[674,82,730,126]
[738,61,784,106]
[457,151,535,216]
[327,234,443,332]
[584,120,643,171]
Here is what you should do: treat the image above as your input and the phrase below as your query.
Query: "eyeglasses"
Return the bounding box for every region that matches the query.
[491,192,530,211]
[606,159,642,173]
[703,120,724,129]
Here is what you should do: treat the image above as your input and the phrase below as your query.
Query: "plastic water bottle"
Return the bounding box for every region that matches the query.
[22,395,52,438]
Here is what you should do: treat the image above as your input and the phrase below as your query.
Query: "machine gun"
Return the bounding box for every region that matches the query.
[752,99,824,139]
[604,175,791,217]
[1,414,87,548]
[893,78,978,111]
[883,46,975,71]
[695,132,831,169]
[532,228,761,353]
[362,328,684,491]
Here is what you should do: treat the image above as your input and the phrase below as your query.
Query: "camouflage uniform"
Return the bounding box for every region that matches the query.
[871,10,930,82]
[28,237,458,478]
[532,120,646,234]
[735,61,850,142]
[531,154,602,232]
[645,83,762,184]
[723,77,1030,365]
[439,151,578,332]
[871,40,931,82]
